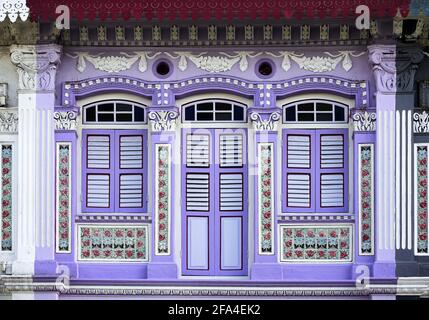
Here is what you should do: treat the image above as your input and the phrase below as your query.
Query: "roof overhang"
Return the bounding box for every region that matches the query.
[26,0,411,22]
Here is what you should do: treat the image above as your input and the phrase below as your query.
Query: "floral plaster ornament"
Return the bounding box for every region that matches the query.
[0,0,29,23]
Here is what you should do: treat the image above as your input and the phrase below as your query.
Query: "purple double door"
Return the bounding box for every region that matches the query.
[182,128,248,276]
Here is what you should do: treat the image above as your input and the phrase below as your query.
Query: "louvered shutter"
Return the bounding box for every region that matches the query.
[283,129,348,213]
[186,134,210,167]
[217,131,246,214]
[316,130,348,212]
[115,131,146,212]
[186,173,210,211]
[83,131,114,212]
[284,131,315,212]
[219,134,243,167]
[219,173,243,211]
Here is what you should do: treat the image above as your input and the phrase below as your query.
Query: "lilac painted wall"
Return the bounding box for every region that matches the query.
[48,40,388,284]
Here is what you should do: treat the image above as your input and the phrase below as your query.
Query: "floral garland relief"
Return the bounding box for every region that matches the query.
[417,146,429,254]
[80,226,147,260]
[157,145,170,254]
[360,145,373,255]
[282,226,351,261]
[1,145,12,251]
[57,144,70,252]
[260,144,273,254]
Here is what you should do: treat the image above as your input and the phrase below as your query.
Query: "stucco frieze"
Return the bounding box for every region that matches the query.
[10,44,62,91]
[267,51,365,73]
[66,51,161,73]
[65,51,366,74]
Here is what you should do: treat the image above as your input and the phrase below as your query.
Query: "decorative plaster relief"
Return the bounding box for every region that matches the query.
[414,111,429,133]
[66,51,364,74]
[0,84,6,106]
[54,111,78,131]
[67,52,161,73]
[352,111,377,132]
[0,0,29,22]
[0,110,18,133]
[369,45,424,94]
[10,44,62,91]
[249,111,281,131]
[267,51,365,73]
[166,51,262,73]
[148,110,179,132]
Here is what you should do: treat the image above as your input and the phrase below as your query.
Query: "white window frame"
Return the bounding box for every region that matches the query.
[283,99,349,124]
[82,100,148,125]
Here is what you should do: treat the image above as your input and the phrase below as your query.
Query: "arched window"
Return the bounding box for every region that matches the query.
[182,99,246,122]
[282,99,350,214]
[283,100,348,123]
[83,100,147,124]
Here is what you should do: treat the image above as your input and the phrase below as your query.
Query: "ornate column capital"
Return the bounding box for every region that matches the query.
[368,45,424,94]
[10,44,62,92]
[147,107,179,132]
[352,109,377,132]
[248,107,281,131]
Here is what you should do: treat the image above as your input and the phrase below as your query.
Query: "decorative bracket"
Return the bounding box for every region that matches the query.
[413,110,429,134]
[54,109,79,131]
[352,109,377,132]
[148,107,179,132]
[248,108,282,131]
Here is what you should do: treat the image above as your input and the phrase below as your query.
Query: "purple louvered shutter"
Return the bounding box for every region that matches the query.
[283,129,348,213]
[114,130,147,213]
[316,129,348,213]
[82,130,115,213]
[283,130,316,212]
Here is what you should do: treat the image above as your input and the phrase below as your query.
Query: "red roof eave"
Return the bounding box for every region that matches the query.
[27,0,411,22]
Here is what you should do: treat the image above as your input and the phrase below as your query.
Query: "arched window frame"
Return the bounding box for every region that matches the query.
[283,99,349,124]
[182,99,247,123]
[281,98,351,215]
[82,100,147,125]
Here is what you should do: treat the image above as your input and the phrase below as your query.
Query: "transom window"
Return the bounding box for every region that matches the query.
[83,100,146,124]
[183,100,246,122]
[283,100,348,123]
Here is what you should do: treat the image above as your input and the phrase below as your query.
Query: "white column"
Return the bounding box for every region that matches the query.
[368,45,423,278]
[10,45,62,275]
